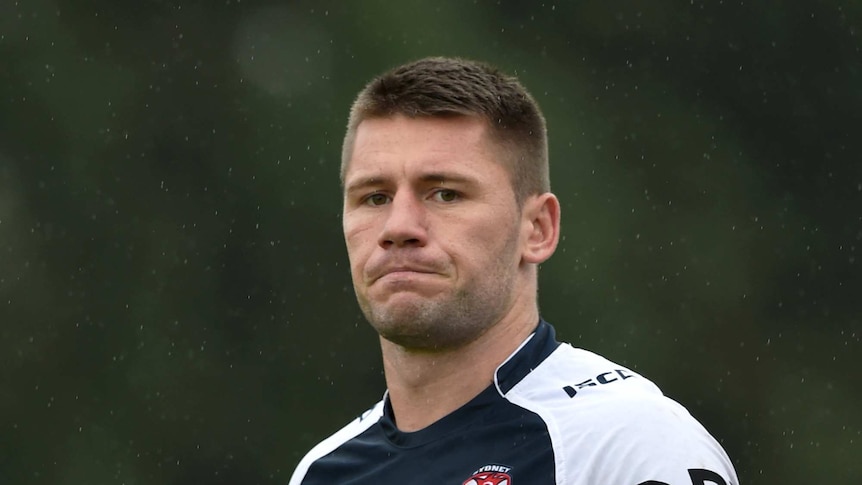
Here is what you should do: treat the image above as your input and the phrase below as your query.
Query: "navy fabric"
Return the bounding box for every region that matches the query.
[298,320,559,484]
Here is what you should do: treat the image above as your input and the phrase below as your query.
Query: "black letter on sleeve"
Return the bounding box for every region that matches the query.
[688,468,728,485]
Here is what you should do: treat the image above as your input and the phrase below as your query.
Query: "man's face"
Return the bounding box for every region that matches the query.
[342,115,530,351]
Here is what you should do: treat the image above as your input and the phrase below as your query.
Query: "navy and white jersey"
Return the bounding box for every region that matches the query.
[289,320,738,485]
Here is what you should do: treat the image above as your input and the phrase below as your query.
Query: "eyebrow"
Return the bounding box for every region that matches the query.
[344,172,478,195]
[417,172,477,186]
[344,175,385,196]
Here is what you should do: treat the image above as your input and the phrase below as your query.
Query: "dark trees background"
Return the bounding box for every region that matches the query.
[1,1,860,483]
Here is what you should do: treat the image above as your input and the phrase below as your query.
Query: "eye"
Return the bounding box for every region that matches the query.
[364,193,390,206]
[432,189,459,202]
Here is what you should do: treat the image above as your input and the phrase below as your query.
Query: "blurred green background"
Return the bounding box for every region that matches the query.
[1,1,860,483]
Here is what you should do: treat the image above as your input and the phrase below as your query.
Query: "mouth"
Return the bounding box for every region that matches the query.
[372,267,438,284]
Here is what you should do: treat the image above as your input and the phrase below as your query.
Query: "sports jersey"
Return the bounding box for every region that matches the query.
[289,320,739,485]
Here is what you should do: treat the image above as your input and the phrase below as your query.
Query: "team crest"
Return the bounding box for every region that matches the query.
[462,464,512,485]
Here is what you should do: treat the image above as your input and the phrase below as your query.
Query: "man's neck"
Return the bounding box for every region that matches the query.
[380,306,539,432]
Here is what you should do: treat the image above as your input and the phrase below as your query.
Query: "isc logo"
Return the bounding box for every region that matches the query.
[562,369,634,397]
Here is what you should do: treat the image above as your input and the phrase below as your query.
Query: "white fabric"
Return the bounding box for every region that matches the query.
[502,344,739,484]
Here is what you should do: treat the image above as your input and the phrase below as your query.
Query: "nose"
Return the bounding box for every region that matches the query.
[378,192,427,248]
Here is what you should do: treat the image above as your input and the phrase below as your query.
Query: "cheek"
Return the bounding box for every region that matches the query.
[344,223,375,270]
[345,245,368,290]
[462,217,522,260]
[454,221,517,267]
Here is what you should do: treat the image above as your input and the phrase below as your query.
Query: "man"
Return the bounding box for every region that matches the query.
[290,57,738,485]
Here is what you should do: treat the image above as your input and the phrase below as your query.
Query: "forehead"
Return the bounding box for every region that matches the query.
[345,115,502,181]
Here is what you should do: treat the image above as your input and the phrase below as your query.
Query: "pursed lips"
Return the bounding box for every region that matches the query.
[369,266,439,284]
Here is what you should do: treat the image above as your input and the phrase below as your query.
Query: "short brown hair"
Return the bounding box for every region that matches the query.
[341,57,549,202]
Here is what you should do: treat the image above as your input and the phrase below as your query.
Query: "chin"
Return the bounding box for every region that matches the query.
[369,309,489,352]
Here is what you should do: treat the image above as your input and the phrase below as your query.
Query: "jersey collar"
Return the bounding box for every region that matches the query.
[378,319,560,447]
[494,318,560,395]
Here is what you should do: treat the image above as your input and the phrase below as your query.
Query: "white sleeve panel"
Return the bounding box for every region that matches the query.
[567,393,739,485]
[504,344,739,485]
[288,400,385,485]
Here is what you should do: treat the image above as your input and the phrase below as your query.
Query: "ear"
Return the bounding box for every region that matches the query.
[521,192,561,265]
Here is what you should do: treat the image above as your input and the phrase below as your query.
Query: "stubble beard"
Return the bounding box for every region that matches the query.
[356,235,521,352]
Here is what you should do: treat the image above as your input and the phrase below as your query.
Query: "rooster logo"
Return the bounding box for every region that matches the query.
[462,471,511,485]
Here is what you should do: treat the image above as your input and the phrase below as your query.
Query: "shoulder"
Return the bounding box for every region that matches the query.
[504,343,665,403]
[568,391,739,485]
[288,400,385,485]
[505,344,739,485]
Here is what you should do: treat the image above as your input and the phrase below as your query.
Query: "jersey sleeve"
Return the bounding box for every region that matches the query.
[565,393,739,485]
[502,344,739,485]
